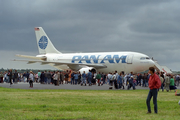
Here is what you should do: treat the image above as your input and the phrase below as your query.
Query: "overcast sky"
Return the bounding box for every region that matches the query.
[0,0,180,71]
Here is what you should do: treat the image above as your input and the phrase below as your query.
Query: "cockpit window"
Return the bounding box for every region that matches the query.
[140,57,145,60]
[140,57,150,60]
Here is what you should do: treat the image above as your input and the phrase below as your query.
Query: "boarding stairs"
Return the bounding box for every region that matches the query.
[153,61,172,74]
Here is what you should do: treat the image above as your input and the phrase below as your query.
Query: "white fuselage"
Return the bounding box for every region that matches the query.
[39,51,154,74]
[16,27,158,74]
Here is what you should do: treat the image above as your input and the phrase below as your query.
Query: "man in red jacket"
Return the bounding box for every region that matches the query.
[146,67,161,114]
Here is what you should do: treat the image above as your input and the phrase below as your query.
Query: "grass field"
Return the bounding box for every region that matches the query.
[0,87,179,120]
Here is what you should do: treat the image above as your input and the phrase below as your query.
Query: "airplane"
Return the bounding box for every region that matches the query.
[14,27,157,74]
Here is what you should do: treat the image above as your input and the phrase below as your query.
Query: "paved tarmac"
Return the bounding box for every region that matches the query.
[0,82,180,90]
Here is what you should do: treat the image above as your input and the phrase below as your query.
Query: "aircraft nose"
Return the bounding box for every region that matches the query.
[142,59,155,71]
[149,59,155,67]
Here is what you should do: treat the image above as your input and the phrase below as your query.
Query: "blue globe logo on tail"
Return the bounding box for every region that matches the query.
[38,36,48,49]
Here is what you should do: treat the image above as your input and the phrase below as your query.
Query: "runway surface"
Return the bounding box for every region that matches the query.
[0,82,180,90]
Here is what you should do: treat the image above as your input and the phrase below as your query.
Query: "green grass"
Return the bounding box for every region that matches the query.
[0,87,179,120]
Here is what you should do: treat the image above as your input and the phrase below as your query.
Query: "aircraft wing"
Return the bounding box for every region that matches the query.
[13,59,107,70]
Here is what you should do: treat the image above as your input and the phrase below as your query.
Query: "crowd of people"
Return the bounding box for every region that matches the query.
[1,67,178,115]
[0,69,179,91]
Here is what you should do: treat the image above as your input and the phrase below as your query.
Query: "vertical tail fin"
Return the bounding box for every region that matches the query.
[34,27,61,54]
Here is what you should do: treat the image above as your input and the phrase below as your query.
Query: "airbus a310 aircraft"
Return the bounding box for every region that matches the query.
[15,27,155,74]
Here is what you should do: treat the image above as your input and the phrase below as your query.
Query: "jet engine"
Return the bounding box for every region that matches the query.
[79,67,97,74]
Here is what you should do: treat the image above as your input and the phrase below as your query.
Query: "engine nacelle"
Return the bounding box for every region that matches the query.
[79,67,97,74]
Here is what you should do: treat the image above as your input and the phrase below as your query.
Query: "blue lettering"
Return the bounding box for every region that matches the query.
[113,55,127,63]
[100,55,115,63]
[120,55,127,63]
[79,55,91,63]
[72,56,81,63]
[72,55,127,64]
[90,55,100,63]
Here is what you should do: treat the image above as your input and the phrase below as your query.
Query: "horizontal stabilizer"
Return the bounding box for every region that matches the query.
[16,54,47,61]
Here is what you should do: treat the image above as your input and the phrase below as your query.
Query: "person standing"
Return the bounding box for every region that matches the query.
[138,73,142,86]
[160,75,164,92]
[142,73,147,87]
[53,71,59,86]
[23,72,26,82]
[96,72,101,86]
[3,72,7,83]
[74,72,79,85]
[40,71,45,84]
[14,70,18,83]
[102,72,106,84]
[26,71,29,83]
[125,74,129,86]
[146,67,161,114]
[7,69,13,86]
[51,71,55,84]
[71,72,75,85]
[137,74,140,86]
[175,74,179,87]
[0,72,3,83]
[78,71,81,84]
[57,71,60,86]
[35,73,38,83]
[47,71,52,84]
[44,71,47,84]
[81,71,87,86]
[115,70,119,81]
[169,75,177,92]
[29,71,34,88]
[164,74,170,92]
[127,76,135,90]
[87,70,92,86]
[65,72,69,84]
[93,72,97,85]
[107,72,112,85]
[117,73,123,89]
[37,70,41,83]
[109,73,115,89]
[60,72,64,84]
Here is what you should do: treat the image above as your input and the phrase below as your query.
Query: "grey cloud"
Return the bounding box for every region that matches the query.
[129,1,180,35]
[0,0,180,70]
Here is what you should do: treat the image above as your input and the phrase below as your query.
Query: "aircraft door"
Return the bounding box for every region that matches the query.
[126,55,133,64]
